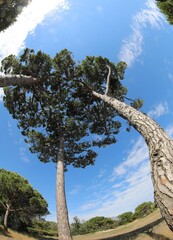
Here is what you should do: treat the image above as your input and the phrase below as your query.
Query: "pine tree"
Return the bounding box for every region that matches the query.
[2,49,122,240]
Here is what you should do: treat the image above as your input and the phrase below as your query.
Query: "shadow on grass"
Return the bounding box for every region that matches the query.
[98,218,164,240]
[146,232,172,240]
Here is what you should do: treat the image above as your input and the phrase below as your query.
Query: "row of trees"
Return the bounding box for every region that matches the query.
[71,202,157,235]
[0,169,48,233]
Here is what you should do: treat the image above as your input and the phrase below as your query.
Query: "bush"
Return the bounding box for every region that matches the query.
[28,219,58,237]
[117,212,133,225]
[71,216,115,235]
[133,201,157,219]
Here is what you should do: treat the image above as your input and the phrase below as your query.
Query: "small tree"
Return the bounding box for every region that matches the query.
[0,0,31,32]
[0,168,48,233]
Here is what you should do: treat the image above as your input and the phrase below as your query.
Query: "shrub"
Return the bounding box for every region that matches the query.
[117,212,133,225]
[133,201,157,219]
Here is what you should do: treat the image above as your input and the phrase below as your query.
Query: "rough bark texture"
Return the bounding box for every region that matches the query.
[92,91,173,231]
[0,75,37,87]
[56,138,72,240]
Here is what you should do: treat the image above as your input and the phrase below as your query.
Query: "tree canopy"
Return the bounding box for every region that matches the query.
[0,168,48,232]
[0,0,31,32]
[2,48,129,168]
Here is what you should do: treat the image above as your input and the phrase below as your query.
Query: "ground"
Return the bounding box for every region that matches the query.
[1,210,173,239]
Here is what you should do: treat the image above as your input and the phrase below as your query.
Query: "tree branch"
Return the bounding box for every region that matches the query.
[0,201,7,210]
[0,74,38,88]
[105,65,111,95]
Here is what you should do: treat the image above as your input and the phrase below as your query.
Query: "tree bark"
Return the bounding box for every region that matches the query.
[3,204,10,233]
[56,137,72,240]
[92,91,173,231]
[0,75,38,88]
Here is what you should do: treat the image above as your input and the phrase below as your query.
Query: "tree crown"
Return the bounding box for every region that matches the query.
[2,48,142,169]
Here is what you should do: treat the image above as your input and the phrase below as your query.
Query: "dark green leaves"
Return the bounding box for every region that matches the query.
[0,0,31,32]
[156,0,173,25]
[0,168,48,216]
[2,48,138,169]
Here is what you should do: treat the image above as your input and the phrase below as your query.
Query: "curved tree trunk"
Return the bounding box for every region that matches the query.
[56,137,72,240]
[92,91,173,231]
[3,204,10,233]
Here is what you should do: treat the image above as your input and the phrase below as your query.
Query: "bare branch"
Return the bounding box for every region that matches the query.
[0,74,38,88]
[105,65,111,95]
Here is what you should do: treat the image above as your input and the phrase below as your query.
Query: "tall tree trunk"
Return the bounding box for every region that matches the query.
[56,137,72,240]
[92,91,173,231]
[3,204,10,233]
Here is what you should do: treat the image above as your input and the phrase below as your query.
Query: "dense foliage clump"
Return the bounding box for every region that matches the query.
[0,0,31,32]
[156,0,173,25]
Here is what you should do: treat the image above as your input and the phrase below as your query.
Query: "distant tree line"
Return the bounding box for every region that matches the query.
[71,201,157,235]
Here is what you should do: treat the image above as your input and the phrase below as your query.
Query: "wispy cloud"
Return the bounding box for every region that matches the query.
[19,147,30,163]
[148,102,169,118]
[80,200,102,211]
[76,161,153,221]
[0,0,69,61]
[166,124,173,138]
[111,137,148,179]
[71,135,153,221]
[69,185,81,196]
[0,88,4,102]
[119,0,165,67]
[74,111,173,220]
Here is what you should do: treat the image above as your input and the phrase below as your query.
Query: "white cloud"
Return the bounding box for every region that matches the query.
[76,161,153,221]
[148,102,169,118]
[0,88,4,102]
[80,200,101,211]
[75,118,173,220]
[71,135,153,221]
[119,0,165,67]
[0,0,69,61]
[111,137,148,179]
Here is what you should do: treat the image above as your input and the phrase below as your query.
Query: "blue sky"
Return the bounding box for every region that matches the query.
[1,0,173,222]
